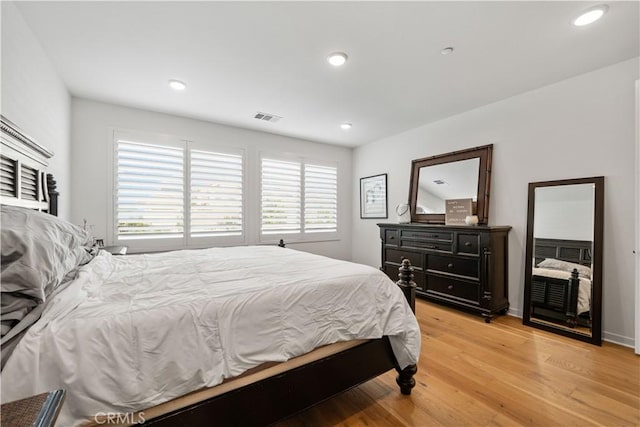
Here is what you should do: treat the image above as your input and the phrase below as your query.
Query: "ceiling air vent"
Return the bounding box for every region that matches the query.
[254,112,282,123]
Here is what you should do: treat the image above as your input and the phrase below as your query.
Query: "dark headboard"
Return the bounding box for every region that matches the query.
[534,238,592,267]
[0,116,58,215]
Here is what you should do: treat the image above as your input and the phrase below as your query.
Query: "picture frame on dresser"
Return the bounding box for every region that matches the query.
[360,173,388,219]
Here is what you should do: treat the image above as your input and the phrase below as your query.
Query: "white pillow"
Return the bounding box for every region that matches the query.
[536,258,591,279]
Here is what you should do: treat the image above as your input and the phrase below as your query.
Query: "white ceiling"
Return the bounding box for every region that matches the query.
[14,1,640,147]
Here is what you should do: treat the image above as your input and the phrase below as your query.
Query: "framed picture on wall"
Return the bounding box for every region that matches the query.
[360,173,388,219]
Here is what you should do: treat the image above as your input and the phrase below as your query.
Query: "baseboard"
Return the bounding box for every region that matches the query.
[603,332,635,349]
[506,311,636,349]
[508,308,522,318]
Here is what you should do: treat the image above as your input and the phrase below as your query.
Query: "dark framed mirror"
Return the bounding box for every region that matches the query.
[408,144,492,224]
[523,176,604,345]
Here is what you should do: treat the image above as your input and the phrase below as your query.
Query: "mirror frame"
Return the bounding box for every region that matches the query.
[408,144,493,224]
[522,176,604,346]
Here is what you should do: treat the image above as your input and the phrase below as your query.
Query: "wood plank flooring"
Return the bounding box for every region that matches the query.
[277,299,640,427]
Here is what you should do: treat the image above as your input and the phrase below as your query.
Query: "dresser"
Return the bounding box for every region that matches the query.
[379,223,511,322]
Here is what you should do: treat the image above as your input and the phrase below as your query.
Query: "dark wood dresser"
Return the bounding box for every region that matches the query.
[379,223,511,322]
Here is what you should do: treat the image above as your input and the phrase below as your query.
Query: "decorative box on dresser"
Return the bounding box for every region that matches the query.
[379,223,511,322]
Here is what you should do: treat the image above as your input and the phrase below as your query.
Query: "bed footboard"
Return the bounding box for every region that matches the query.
[531,269,581,328]
[140,255,418,426]
[143,338,404,426]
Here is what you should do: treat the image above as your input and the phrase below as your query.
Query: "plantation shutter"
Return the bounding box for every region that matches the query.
[116,140,184,239]
[190,149,243,237]
[304,164,337,232]
[261,158,301,234]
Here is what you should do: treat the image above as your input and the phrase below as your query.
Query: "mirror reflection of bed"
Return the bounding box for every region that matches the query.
[523,178,604,345]
[531,238,593,336]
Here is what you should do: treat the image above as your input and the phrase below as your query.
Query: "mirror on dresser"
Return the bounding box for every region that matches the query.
[522,177,604,345]
[408,144,492,224]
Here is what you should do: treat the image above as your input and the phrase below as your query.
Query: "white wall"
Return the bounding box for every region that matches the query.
[1,3,71,219]
[352,57,639,346]
[70,98,352,260]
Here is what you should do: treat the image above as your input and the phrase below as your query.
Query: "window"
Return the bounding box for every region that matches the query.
[114,132,244,246]
[190,150,243,237]
[116,139,185,239]
[112,131,339,248]
[260,157,337,237]
[304,164,337,233]
[261,158,301,234]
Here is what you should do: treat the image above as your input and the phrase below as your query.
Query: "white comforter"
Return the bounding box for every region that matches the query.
[1,246,420,426]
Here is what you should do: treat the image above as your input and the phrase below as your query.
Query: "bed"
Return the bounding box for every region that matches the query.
[0,116,420,426]
[529,238,593,328]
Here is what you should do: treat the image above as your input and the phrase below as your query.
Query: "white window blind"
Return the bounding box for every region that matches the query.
[116,140,184,239]
[261,158,301,234]
[190,149,243,237]
[304,164,337,232]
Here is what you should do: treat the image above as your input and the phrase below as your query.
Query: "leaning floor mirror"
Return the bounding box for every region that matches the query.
[523,177,604,345]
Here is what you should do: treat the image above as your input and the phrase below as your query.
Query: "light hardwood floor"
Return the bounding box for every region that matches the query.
[278,299,640,427]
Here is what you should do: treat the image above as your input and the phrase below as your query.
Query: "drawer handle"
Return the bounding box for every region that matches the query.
[465,242,472,247]
[390,236,395,240]
[447,263,454,268]
[447,284,454,290]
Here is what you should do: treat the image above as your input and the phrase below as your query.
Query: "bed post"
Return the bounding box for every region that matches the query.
[395,258,417,395]
[396,364,418,395]
[46,173,59,216]
[396,258,416,313]
[566,268,580,328]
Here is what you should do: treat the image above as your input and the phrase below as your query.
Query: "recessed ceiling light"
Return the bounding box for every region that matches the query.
[168,79,186,90]
[340,122,352,130]
[441,47,454,55]
[573,5,608,26]
[327,52,348,67]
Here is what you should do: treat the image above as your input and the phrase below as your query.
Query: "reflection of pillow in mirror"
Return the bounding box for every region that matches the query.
[536,258,591,279]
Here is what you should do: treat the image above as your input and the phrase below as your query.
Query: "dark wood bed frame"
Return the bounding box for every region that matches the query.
[530,238,592,328]
[0,115,418,426]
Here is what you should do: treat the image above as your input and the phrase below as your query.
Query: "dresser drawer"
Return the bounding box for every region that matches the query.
[401,230,452,242]
[427,254,479,279]
[384,229,399,246]
[457,233,480,255]
[401,239,452,253]
[426,274,479,304]
[386,248,423,269]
